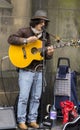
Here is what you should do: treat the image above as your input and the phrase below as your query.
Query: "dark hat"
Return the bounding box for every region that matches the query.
[31,10,49,21]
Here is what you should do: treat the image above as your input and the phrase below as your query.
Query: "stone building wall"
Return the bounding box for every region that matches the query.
[0,0,80,109]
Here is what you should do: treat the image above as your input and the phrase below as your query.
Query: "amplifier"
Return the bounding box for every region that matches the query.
[0,106,17,129]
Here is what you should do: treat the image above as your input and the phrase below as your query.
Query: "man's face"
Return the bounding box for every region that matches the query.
[35,20,46,31]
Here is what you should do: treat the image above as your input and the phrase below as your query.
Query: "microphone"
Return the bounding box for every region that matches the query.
[41,26,46,31]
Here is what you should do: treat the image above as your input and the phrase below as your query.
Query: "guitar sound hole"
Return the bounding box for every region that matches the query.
[31,47,38,54]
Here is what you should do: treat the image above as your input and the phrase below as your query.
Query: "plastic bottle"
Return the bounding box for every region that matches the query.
[50,105,57,127]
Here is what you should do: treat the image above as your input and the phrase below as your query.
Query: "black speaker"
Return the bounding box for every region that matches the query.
[0,107,17,129]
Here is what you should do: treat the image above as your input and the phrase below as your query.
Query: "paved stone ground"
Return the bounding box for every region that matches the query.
[1,123,62,130]
[15,123,62,130]
[16,126,62,130]
[16,126,51,130]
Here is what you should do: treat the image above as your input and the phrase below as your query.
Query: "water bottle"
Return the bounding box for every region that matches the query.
[50,105,57,127]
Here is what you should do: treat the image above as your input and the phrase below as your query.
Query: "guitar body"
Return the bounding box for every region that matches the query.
[8,40,43,68]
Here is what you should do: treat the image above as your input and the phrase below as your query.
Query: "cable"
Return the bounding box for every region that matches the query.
[0,56,10,106]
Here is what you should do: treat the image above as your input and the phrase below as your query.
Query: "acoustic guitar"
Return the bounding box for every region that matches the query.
[8,40,44,68]
[8,39,79,68]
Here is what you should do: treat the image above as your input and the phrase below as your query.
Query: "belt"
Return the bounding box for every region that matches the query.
[21,64,43,72]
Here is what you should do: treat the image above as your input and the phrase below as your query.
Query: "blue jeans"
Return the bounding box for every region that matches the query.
[17,69,42,123]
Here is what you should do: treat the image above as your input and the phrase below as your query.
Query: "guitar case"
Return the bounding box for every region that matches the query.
[62,116,80,130]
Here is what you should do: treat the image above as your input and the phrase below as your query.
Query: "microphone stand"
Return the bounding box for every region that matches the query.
[39,27,47,128]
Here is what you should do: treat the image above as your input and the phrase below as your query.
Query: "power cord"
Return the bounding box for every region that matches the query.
[0,56,10,106]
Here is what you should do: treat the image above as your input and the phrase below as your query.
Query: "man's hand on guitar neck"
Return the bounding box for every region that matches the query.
[46,45,54,56]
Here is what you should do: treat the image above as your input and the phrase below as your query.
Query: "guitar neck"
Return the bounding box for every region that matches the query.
[53,41,80,49]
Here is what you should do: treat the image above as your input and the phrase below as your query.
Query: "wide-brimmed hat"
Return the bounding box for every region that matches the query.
[31,10,49,21]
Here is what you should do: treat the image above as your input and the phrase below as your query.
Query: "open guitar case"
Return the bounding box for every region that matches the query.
[62,116,80,130]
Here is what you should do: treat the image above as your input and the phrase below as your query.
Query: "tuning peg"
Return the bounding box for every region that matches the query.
[55,36,61,43]
[71,39,76,44]
[77,40,80,45]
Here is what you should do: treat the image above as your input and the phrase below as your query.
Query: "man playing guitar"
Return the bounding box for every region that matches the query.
[8,10,54,130]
